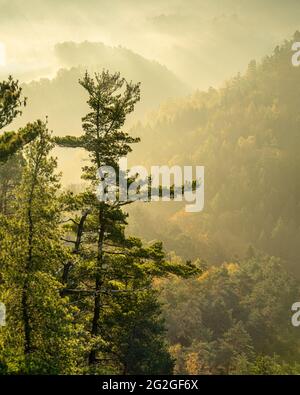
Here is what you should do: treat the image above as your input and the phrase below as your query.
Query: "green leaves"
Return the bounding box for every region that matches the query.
[0,77,38,163]
[0,121,83,374]
[0,124,39,163]
[0,71,200,375]
[0,76,26,131]
[79,71,140,169]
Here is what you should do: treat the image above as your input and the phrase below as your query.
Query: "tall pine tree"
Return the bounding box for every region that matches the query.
[0,121,82,374]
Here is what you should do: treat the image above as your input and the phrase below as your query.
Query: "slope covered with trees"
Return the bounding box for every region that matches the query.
[129,32,300,273]
[0,77,38,164]
[159,255,300,374]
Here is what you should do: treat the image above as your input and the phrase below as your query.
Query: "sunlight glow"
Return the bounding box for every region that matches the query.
[0,43,6,66]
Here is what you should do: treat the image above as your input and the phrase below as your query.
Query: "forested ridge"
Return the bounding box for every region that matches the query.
[0,33,300,375]
[129,32,300,273]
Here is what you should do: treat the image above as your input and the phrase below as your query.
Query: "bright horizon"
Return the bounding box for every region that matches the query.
[0,43,6,66]
[1,0,300,89]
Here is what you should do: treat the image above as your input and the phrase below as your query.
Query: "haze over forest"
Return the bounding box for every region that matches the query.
[1,0,300,375]
[1,0,300,87]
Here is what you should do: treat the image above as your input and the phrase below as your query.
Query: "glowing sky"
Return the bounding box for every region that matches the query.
[1,0,300,88]
[0,43,5,66]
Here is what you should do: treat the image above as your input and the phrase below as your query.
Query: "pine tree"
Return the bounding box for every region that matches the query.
[0,152,24,215]
[0,121,82,374]
[59,71,197,373]
[0,76,38,163]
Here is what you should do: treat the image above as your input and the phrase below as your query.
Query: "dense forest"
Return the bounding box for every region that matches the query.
[0,31,300,375]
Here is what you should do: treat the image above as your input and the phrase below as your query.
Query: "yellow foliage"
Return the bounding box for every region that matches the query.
[185,352,201,375]
[225,262,239,274]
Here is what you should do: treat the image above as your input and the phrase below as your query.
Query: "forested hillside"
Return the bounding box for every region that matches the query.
[128,32,300,273]
[158,256,300,374]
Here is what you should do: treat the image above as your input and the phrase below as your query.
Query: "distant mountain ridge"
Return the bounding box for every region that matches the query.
[5,41,189,186]
[9,41,189,135]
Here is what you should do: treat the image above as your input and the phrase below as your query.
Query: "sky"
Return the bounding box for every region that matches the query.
[1,0,300,88]
[0,43,5,66]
